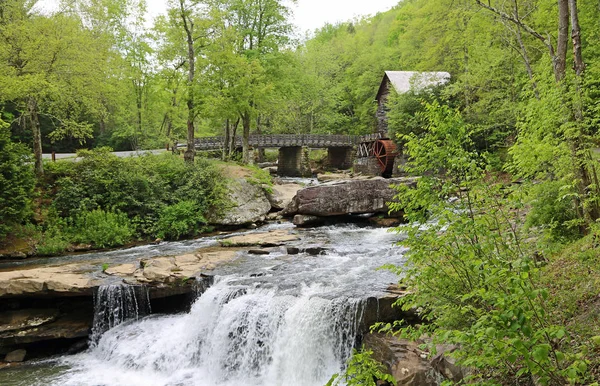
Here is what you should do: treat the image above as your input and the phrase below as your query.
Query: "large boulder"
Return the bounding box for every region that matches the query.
[208,178,271,226]
[283,177,416,217]
[267,183,303,210]
[364,334,442,386]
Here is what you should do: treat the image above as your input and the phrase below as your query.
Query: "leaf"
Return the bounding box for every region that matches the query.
[532,344,550,363]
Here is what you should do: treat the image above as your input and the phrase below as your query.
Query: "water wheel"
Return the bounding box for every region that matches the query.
[373,139,398,176]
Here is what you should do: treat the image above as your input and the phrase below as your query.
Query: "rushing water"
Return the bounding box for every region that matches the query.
[2,223,407,386]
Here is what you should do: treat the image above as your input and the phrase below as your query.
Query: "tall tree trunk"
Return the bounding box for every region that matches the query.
[242,111,251,164]
[180,0,195,163]
[135,89,142,150]
[28,97,43,176]
[256,115,264,163]
[568,0,584,76]
[514,25,540,99]
[555,0,569,81]
[223,119,230,160]
[230,118,239,156]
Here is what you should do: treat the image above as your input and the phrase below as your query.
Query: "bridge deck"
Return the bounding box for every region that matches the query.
[194,133,382,150]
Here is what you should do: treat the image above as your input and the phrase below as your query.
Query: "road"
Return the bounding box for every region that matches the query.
[42,149,168,160]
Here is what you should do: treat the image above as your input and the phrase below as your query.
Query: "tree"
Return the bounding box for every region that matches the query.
[208,0,294,163]
[0,121,34,239]
[0,0,110,175]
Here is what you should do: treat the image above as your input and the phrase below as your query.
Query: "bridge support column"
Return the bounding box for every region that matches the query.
[327,147,353,170]
[278,146,311,177]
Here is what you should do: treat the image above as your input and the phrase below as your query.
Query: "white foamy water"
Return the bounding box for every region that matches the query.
[30,224,408,386]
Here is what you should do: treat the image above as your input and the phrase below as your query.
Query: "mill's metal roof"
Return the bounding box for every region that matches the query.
[376,71,451,101]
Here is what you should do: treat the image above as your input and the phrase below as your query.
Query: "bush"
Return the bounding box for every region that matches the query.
[383,102,589,384]
[0,125,35,240]
[48,150,227,240]
[36,231,71,256]
[154,200,207,240]
[525,180,580,241]
[69,209,134,248]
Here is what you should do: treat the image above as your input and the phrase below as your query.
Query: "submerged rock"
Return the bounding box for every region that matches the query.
[4,349,26,363]
[220,229,300,247]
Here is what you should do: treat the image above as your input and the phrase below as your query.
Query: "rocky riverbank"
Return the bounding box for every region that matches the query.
[0,225,412,366]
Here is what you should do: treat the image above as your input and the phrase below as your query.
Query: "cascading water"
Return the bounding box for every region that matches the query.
[91,284,151,344]
[21,224,408,386]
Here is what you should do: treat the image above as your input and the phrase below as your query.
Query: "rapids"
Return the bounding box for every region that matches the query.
[3,223,407,386]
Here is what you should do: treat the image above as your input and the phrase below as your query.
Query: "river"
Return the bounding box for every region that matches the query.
[0,223,407,386]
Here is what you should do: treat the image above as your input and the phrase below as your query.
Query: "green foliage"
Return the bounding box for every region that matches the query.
[247,164,273,193]
[35,225,71,256]
[46,150,226,241]
[386,102,591,384]
[69,209,134,249]
[525,180,580,240]
[326,348,396,386]
[155,200,207,240]
[0,125,34,240]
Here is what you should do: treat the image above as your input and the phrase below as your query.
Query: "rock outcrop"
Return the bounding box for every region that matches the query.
[283,177,416,217]
[364,333,443,386]
[363,331,468,386]
[208,178,271,226]
[266,183,303,211]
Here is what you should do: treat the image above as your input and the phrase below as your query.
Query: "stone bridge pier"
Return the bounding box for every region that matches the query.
[277,146,311,177]
[326,146,354,170]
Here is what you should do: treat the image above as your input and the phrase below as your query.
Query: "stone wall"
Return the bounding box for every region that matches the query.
[277,146,311,177]
[327,147,354,170]
[353,157,383,176]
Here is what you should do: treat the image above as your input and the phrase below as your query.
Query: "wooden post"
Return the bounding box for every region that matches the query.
[51,151,56,162]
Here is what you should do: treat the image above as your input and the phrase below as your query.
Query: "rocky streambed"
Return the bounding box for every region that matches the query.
[0,174,465,385]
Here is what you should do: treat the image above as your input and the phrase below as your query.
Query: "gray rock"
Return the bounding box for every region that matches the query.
[208,179,271,226]
[286,247,300,255]
[8,252,27,259]
[5,349,26,362]
[284,177,416,217]
[364,334,442,386]
[431,346,468,382]
[248,249,270,255]
[292,214,324,227]
[304,247,326,256]
[267,183,303,211]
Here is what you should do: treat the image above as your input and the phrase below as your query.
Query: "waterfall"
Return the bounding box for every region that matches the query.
[91,283,151,344]
[47,224,407,386]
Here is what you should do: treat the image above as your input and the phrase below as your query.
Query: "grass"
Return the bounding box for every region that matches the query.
[542,233,600,380]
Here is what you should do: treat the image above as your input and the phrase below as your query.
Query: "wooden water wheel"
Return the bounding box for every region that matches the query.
[373,139,398,176]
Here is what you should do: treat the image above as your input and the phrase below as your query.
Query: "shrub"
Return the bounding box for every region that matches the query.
[0,125,35,240]
[383,102,589,384]
[154,200,207,240]
[69,209,134,248]
[48,150,227,239]
[525,180,580,241]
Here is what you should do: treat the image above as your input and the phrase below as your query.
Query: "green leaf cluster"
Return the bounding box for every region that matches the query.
[45,150,227,242]
[326,348,396,386]
[0,124,34,239]
[386,102,593,384]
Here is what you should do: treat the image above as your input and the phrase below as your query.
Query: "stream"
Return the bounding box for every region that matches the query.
[1,223,408,386]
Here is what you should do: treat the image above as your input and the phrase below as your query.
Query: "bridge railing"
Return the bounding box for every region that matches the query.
[193,134,367,150]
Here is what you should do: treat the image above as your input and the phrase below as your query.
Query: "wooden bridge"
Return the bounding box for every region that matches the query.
[194,134,378,150]
[187,133,397,177]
